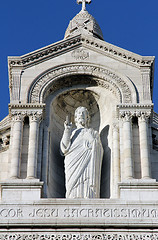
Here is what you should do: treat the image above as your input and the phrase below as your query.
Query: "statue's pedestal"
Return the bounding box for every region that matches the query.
[119,179,158,200]
[0,179,43,202]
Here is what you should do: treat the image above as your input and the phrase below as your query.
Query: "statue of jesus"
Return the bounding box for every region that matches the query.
[60,106,103,198]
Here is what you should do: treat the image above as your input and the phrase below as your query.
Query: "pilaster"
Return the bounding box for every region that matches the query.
[9,67,23,103]
[140,67,152,103]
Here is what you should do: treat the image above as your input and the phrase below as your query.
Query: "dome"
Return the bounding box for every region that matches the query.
[64,10,104,40]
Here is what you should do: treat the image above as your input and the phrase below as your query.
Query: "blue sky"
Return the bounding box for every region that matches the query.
[0,0,158,121]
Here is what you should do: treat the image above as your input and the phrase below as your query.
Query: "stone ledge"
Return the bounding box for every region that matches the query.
[118,179,158,200]
[0,179,43,202]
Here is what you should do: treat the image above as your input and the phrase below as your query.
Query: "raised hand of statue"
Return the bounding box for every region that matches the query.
[60,115,72,154]
[64,115,72,131]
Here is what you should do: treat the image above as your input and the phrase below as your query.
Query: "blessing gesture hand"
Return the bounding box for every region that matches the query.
[64,115,72,131]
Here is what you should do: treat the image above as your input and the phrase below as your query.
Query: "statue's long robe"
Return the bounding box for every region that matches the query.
[64,127,103,198]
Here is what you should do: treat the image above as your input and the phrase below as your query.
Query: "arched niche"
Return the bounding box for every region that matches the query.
[44,74,118,198]
[28,63,137,105]
[28,63,137,198]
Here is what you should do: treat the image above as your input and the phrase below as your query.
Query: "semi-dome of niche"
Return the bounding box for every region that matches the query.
[51,89,100,140]
[64,10,104,40]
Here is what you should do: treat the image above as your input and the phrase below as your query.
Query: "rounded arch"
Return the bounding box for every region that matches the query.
[28,63,137,104]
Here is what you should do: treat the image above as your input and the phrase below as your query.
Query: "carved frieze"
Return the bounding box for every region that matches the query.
[0,233,158,240]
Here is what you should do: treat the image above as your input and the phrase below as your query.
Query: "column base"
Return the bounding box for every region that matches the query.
[0,179,43,202]
[118,179,158,200]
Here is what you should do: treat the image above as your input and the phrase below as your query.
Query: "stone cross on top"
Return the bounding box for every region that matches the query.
[77,0,91,11]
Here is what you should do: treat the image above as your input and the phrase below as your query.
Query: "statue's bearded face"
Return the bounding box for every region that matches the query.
[75,107,89,127]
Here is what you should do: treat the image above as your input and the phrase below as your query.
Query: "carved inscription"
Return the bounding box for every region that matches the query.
[1,207,158,219]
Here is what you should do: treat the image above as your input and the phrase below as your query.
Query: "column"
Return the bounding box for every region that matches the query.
[112,123,120,197]
[27,112,41,179]
[138,112,151,179]
[121,112,133,179]
[10,113,23,178]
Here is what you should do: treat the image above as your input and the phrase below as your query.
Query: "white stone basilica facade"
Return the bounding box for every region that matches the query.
[0,0,158,238]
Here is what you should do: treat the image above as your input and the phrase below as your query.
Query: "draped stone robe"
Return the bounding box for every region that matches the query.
[61,127,103,198]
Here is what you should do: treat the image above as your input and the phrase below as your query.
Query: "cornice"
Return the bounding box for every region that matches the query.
[9,103,45,109]
[8,35,82,69]
[8,34,155,94]
[8,34,155,71]
[0,115,11,132]
[117,104,154,110]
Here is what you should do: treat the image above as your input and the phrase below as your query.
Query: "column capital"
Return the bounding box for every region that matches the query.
[112,122,119,131]
[28,111,43,122]
[119,111,133,121]
[136,111,151,122]
[11,111,25,122]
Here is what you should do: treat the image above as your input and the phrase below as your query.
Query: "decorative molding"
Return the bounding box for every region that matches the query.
[8,35,154,70]
[8,35,155,90]
[0,115,11,132]
[0,233,158,240]
[29,63,135,104]
[9,104,45,122]
[117,104,153,109]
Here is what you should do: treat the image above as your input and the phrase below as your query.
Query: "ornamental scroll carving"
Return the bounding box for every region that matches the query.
[119,110,151,122]
[28,64,135,104]
[0,233,158,240]
[11,110,43,122]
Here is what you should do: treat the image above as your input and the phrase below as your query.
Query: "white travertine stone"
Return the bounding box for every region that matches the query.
[119,179,157,200]
[60,107,103,198]
[10,113,23,179]
[122,113,133,179]
[138,112,151,179]
[27,113,41,179]
[112,123,120,197]
[0,179,43,201]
